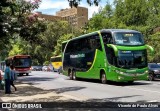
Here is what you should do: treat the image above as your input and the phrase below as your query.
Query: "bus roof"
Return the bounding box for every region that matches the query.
[51,55,62,58]
[7,55,31,59]
[68,29,141,41]
[100,29,141,33]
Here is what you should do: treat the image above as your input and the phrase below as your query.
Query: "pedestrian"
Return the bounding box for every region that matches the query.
[10,65,17,91]
[0,70,4,90]
[4,62,11,94]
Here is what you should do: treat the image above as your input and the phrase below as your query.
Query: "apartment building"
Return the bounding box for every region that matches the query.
[56,7,88,28]
[37,12,63,21]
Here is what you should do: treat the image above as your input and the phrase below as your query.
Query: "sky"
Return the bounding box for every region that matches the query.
[35,0,114,19]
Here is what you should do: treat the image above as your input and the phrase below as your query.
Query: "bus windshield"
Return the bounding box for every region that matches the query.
[14,58,31,68]
[117,50,147,69]
[50,57,61,62]
[114,32,144,46]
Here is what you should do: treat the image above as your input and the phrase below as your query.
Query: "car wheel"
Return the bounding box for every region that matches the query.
[149,73,154,81]
[69,70,73,80]
[26,73,29,76]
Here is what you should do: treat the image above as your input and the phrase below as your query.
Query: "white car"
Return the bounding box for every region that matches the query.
[42,66,51,71]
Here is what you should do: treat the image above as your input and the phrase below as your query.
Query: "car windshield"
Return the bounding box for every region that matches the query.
[149,64,160,68]
[114,32,144,46]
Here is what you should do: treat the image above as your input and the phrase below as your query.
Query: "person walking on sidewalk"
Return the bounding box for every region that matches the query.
[10,65,17,91]
[0,69,4,90]
[4,62,11,94]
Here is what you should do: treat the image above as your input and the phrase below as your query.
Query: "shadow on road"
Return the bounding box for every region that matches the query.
[17,77,54,83]
[107,81,151,86]
[86,95,142,102]
[0,82,86,102]
[51,86,86,94]
[68,78,151,86]
[1,81,159,111]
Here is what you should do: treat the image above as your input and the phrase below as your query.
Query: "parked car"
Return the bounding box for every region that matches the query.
[31,66,37,71]
[42,66,51,71]
[35,66,43,71]
[148,63,160,81]
[32,66,43,71]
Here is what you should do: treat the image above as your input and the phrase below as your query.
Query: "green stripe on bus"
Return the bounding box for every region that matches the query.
[86,49,98,72]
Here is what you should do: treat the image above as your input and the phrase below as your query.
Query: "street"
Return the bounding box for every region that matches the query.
[1,71,160,102]
[1,71,160,111]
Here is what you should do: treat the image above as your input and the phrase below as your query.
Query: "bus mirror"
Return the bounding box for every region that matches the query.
[107,44,118,56]
[145,45,154,56]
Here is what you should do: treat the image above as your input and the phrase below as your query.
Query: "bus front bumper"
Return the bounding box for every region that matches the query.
[15,70,31,74]
[116,71,148,82]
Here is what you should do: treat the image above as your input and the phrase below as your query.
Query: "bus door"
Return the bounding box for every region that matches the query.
[102,32,117,80]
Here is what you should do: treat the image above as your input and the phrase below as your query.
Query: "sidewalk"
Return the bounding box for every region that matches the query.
[0,81,76,102]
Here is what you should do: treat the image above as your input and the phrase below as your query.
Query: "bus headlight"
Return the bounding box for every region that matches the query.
[116,70,124,74]
[145,70,148,73]
[118,76,124,80]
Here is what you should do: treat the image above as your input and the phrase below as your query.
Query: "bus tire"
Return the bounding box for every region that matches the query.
[68,70,73,80]
[72,70,77,80]
[26,73,29,76]
[101,73,107,84]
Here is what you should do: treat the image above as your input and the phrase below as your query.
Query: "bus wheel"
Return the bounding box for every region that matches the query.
[149,73,154,81]
[72,70,77,80]
[26,73,29,76]
[69,70,73,80]
[101,73,107,84]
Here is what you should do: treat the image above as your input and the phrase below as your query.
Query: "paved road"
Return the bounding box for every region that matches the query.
[17,71,160,102]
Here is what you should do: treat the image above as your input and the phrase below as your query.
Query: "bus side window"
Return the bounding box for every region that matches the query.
[102,33,113,44]
[81,38,91,51]
[89,34,102,51]
[65,41,75,53]
[74,41,81,51]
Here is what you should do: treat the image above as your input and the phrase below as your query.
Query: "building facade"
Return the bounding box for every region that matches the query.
[56,7,88,29]
[37,12,63,21]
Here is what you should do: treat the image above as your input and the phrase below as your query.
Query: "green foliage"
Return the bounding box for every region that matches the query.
[43,61,50,66]
[54,34,73,56]
[2,0,160,64]
[87,0,160,62]
[147,32,160,62]
[68,0,101,7]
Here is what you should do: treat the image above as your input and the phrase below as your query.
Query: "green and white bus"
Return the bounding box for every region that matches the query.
[62,29,154,83]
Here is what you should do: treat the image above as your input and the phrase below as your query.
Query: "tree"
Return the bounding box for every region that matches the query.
[86,0,160,62]
[0,0,42,59]
[54,34,73,56]
[68,0,101,7]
